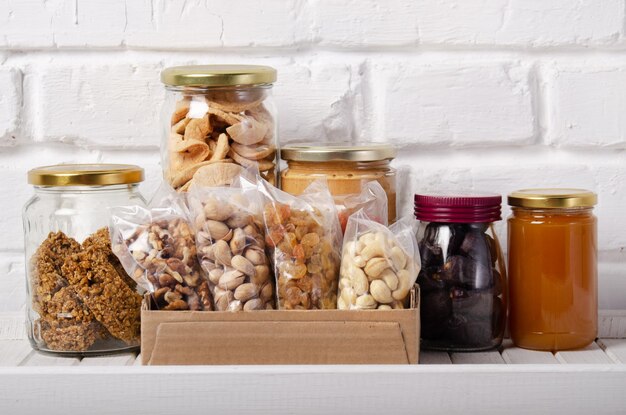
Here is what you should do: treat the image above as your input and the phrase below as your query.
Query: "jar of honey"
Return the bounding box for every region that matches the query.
[280,144,397,224]
[507,189,598,351]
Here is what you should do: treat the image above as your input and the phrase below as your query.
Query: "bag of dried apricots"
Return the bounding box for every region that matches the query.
[258,179,342,310]
[338,210,420,310]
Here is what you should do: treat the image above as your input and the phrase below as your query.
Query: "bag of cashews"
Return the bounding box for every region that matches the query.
[186,175,276,312]
[338,209,421,310]
[336,180,389,233]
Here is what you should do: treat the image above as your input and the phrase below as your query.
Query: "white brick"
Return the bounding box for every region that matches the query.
[275,60,363,142]
[374,61,534,146]
[0,254,26,312]
[0,0,152,48]
[547,66,626,148]
[36,64,164,148]
[0,68,21,143]
[0,0,58,48]
[127,0,307,48]
[415,0,623,47]
[312,0,419,46]
[54,0,152,47]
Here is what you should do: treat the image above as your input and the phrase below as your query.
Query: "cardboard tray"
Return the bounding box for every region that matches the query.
[141,287,420,365]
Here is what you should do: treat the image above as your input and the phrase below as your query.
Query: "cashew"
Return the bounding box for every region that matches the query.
[364,257,390,279]
[390,246,407,270]
[370,280,393,304]
[355,294,377,309]
[348,265,369,296]
[381,269,399,291]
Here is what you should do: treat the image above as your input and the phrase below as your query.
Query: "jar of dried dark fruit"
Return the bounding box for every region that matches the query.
[414,193,507,352]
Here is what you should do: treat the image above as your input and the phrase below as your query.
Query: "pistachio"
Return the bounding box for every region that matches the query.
[243,298,264,311]
[218,270,245,290]
[234,283,259,302]
[231,255,256,278]
[206,220,230,241]
[213,239,232,266]
[244,246,266,265]
[203,198,232,221]
[230,228,247,255]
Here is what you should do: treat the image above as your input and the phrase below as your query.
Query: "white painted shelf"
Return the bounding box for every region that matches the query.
[1,311,625,415]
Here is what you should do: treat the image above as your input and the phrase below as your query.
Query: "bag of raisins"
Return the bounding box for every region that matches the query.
[338,209,420,310]
[109,182,213,311]
[258,178,343,310]
[187,176,275,311]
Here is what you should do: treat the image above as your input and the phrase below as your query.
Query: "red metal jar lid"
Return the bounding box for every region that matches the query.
[414,192,502,223]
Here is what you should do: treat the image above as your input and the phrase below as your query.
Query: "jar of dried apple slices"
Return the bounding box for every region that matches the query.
[161,65,278,190]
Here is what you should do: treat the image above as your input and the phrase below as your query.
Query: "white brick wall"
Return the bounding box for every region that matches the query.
[1,0,625,307]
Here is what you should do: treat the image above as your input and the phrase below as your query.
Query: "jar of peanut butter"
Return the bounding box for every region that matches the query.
[280,144,397,224]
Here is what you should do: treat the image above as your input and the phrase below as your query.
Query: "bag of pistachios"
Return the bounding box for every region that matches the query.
[338,210,420,310]
[109,182,213,311]
[187,176,275,311]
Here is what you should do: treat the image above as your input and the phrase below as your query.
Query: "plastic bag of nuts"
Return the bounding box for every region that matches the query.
[110,184,213,311]
[336,180,389,234]
[187,177,275,311]
[259,179,342,310]
[338,210,420,310]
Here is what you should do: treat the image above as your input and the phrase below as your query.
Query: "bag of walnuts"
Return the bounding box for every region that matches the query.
[187,177,275,311]
[338,210,420,310]
[110,184,213,311]
[258,179,342,310]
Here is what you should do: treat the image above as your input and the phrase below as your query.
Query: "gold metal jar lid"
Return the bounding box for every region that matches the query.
[28,164,144,187]
[508,188,597,209]
[161,65,277,87]
[281,143,396,162]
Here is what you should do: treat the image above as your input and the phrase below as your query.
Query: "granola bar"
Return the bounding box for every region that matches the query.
[62,246,142,344]
[37,286,101,351]
[30,232,81,314]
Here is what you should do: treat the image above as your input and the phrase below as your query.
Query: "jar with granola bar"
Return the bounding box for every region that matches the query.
[23,164,146,355]
[161,65,278,191]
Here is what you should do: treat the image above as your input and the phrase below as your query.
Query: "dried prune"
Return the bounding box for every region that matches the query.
[421,290,451,339]
[450,288,494,319]
[441,255,492,290]
[419,241,444,267]
[417,268,446,292]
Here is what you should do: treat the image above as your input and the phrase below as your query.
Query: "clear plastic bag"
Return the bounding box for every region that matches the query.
[258,179,342,310]
[338,210,420,310]
[109,183,212,311]
[187,177,275,311]
[336,180,388,233]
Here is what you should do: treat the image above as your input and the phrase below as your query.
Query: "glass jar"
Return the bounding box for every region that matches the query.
[23,164,147,356]
[280,144,397,224]
[414,193,507,351]
[508,189,598,351]
[161,65,278,191]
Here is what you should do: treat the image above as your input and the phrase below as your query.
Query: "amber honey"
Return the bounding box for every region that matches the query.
[507,189,597,351]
